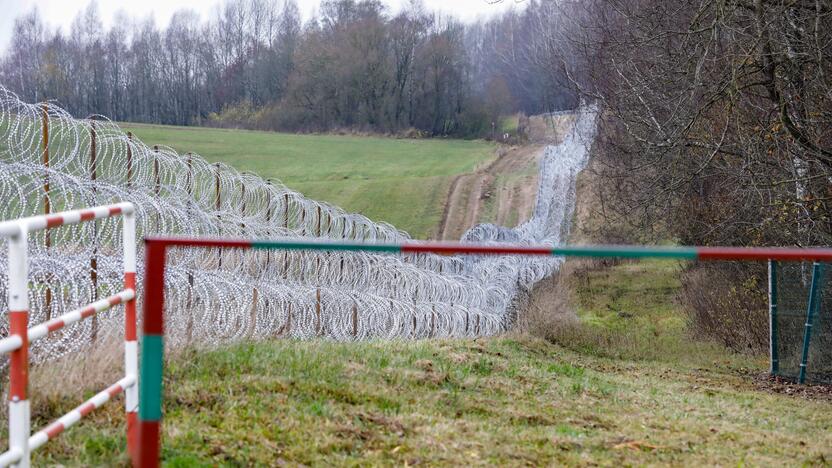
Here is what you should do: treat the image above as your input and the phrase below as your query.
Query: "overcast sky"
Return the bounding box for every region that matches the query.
[0,0,521,54]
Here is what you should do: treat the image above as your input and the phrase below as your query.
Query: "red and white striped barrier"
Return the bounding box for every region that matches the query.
[0,202,138,468]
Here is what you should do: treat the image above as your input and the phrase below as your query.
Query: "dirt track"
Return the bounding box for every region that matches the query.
[437,113,576,240]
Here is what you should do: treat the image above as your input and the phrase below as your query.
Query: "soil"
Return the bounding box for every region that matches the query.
[436,113,576,240]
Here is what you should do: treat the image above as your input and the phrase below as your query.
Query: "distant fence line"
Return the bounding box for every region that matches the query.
[0,84,597,364]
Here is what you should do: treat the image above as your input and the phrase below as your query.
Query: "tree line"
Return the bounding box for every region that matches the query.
[0,0,577,136]
[548,0,831,351]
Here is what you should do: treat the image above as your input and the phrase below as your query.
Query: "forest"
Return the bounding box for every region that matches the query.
[3,0,831,349]
[0,0,578,136]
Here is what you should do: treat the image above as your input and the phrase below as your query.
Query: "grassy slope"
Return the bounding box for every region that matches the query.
[122,123,496,238]
[28,260,832,466]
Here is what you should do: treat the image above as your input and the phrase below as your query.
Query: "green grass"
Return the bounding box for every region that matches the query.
[122,124,496,238]
[25,259,832,465]
[551,259,767,367]
[499,114,519,134]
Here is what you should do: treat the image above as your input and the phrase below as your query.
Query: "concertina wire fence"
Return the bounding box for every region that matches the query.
[0,84,598,365]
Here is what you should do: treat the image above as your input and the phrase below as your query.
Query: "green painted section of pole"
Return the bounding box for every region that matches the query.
[551,245,698,259]
[253,240,401,254]
[768,260,779,375]
[139,334,164,421]
[798,262,824,384]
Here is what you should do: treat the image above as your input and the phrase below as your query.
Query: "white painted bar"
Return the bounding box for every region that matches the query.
[0,335,22,355]
[0,448,22,467]
[122,209,137,273]
[7,401,30,468]
[27,289,135,343]
[28,375,135,451]
[0,202,134,238]
[124,341,139,412]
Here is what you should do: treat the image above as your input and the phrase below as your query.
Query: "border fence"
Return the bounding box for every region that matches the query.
[770,261,831,384]
[134,236,832,467]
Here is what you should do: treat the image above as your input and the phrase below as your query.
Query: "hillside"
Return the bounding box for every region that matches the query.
[24,259,832,465]
[123,123,497,239]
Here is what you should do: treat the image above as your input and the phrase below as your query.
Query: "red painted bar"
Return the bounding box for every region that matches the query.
[138,421,160,468]
[696,246,832,261]
[8,310,28,400]
[148,237,253,249]
[45,215,63,228]
[142,243,168,335]
[124,272,137,341]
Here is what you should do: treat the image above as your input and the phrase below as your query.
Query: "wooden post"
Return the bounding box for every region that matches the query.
[90,121,99,342]
[214,163,222,268]
[153,145,161,196]
[126,132,133,188]
[42,103,53,320]
[185,271,194,345]
[352,302,358,338]
[283,193,289,279]
[186,152,193,196]
[315,288,322,336]
[185,151,194,343]
[240,182,246,229]
[264,186,272,269]
[430,305,436,338]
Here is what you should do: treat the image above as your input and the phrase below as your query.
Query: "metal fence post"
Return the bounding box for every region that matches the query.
[768,260,779,375]
[8,225,31,467]
[798,262,824,383]
[123,209,139,463]
[138,241,167,468]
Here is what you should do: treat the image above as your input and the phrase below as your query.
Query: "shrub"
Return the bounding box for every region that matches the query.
[679,262,768,354]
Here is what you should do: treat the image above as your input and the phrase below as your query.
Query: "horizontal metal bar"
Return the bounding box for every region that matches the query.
[0,202,134,237]
[0,334,22,355]
[0,447,22,467]
[28,289,135,343]
[144,236,832,262]
[29,374,136,451]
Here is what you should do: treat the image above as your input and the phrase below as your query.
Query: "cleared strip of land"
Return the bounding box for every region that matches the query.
[122,123,497,239]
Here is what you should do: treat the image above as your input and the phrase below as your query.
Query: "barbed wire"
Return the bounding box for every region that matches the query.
[0,84,597,363]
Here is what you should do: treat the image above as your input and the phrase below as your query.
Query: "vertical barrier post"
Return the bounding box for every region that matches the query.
[768,260,779,375]
[798,262,824,384]
[8,226,31,467]
[123,210,139,463]
[138,241,167,468]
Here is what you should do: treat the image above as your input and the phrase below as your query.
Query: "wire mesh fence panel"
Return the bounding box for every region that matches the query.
[807,264,832,383]
[773,262,831,384]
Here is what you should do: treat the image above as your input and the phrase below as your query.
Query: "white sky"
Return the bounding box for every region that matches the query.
[0,0,521,54]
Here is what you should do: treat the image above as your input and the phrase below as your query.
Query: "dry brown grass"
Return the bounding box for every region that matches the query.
[679,263,769,354]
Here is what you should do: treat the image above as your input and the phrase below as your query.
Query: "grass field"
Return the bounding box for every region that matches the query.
[122,124,496,238]
[23,259,832,466]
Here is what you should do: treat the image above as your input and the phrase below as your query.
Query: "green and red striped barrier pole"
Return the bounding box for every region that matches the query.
[136,237,832,467]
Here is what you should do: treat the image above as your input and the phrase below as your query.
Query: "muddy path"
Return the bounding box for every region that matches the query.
[437,113,576,240]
